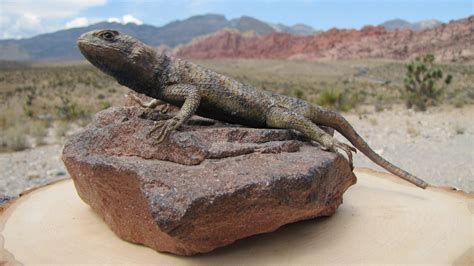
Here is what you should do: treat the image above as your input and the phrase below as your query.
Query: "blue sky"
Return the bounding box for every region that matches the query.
[0,0,472,39]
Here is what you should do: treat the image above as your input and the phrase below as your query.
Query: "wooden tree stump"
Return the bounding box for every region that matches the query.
[1,168,472,264]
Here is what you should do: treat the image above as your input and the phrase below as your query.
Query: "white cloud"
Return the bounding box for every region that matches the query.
[65,17,98,29]
[2,0,107,18]
[0,0,144,39]
[1,0,107,39]
[106,15,143,25]
[122,14,143,25]
[107,17,121,23]
[3,14,44,39]
[63,14,143,31]
[16,14,40,27]
[0,15,11,26]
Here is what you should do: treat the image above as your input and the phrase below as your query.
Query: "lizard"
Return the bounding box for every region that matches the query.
[77,29,429,189]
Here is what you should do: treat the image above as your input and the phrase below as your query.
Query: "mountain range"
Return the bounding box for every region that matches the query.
[0,14,317,61]
[0,14,468,62]
[379,18,443,31]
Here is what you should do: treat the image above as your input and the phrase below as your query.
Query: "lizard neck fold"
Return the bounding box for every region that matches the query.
[116,49,170,97]
[152,54,171,92]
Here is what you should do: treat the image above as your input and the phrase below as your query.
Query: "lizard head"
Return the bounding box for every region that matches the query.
[77,29,161,92]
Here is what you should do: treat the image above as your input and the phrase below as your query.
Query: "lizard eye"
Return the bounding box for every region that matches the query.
[99,31,118,41]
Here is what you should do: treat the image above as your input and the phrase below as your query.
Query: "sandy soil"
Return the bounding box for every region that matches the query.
[342,104,473,191]
[0,144,67,201]
[1,105,473,199]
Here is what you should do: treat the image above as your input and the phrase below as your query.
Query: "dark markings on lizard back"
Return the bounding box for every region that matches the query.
[77,29,429,189]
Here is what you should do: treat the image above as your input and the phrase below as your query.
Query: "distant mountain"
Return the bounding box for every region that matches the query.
[229,16,276,35]
[380,18,443,31]
[270,23,319,35]
[0,22,162,61]
[176,16,473,62]
[0,14,317,61]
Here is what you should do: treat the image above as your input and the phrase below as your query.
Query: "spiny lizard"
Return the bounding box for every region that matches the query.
[77,29,428,189]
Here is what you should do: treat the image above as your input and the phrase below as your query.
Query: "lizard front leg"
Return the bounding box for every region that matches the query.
[149,84,201,143]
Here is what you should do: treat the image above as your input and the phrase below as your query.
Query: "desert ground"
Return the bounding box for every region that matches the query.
[1,59,473,199]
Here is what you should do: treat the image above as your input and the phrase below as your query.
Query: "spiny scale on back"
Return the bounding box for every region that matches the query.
[77,29,429,189]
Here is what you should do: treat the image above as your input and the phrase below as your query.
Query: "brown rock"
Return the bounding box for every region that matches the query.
[62,106,356,255]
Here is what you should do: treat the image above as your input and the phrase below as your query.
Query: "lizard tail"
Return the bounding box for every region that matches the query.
[312,107,429,189]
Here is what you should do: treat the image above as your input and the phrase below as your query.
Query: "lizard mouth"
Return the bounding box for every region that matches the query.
[77,32,101,56]
[77,36,92,55]
[76,39,87,52]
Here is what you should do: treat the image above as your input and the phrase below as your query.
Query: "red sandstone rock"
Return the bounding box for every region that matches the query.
[62,107,356,255]
[176,16,473,62]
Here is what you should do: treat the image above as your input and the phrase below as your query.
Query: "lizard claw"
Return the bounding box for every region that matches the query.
[333,142,356,170]
[149,117,181,143]
[157,103,170,113]
[322,137,356,170]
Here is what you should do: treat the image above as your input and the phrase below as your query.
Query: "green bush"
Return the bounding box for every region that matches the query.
[293,88,305,100]
[403,54,452,111]
[100,100,112,109]
[316,88,364,112]
[23,88,36,118]
[317,88,343,107]
[55,94,85,120]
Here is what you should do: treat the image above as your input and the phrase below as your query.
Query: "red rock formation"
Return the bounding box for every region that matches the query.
[175,16,473,62]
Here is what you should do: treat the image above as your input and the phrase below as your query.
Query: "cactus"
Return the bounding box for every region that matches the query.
[403,54,452,111]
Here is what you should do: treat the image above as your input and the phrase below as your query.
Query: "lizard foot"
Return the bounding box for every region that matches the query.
[149,117,180,143]
[321,137,357,170]
[127,93,169,113]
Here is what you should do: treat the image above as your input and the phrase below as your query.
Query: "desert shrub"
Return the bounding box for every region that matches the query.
[55,121,70,138]
[293,88,305,99]
[317,88,343,107]
[28,120,49,146]
[0,126,29,152]
[20,86,37,118]
[454,124,465,135]
[316,88,364,112]
[0,115,7,130]
[55,94,85,120]
[447,88,474,108]
[23,93,35,117]
[403,54,452,111]
[100,100,112,109]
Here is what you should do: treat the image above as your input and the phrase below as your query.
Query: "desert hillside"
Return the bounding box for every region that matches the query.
[176,16,473,62]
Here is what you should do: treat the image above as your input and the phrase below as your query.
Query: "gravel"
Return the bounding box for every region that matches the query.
[340,105,474,191]
[0,144,68,198]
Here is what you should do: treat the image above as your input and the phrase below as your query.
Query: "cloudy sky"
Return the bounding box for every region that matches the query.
[0,0,472,40]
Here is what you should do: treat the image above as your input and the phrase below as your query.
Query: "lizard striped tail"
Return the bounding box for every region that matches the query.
[313,107,429,189]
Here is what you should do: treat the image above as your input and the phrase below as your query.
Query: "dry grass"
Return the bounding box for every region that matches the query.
[0,62,128,152]
[196,59,474,108]
[1,59,473,152]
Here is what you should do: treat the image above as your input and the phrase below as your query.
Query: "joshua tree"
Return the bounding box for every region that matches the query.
[403,54,452,111]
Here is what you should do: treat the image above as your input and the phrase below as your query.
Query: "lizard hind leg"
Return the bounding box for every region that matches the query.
[266,106,356,169]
